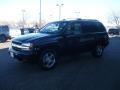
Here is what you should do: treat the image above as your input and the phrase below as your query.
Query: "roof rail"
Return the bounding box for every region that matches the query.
[61,18,82,21]
[76,18,82,20]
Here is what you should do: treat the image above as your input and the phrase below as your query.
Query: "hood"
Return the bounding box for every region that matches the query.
[12,33,52,43]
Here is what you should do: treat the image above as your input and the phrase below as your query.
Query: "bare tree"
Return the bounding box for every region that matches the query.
[108,11,120,27]
[112,12,120,26]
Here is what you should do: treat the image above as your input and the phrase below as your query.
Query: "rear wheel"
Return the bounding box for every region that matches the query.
[0,35,7,43]
[39,50,57,69]
[92,45,104,58]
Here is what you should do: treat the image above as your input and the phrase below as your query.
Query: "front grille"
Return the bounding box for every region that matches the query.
[12,41,22,51]
[12,41,22,45]
[12,46,21,51]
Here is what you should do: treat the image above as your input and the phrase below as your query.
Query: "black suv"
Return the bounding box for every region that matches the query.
[108,28,120,35]
[20,28,35,35]
[9,19,109,69]
[0,25,10,42]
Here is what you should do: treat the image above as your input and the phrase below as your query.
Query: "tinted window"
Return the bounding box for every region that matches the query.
[74,23,82,34]
[96,23,106,32]
[65,22,81,35]
[81,22,90,33]
[82,22,106,33]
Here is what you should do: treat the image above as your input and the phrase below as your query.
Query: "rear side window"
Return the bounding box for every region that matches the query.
[65,22,82,35]
[81,22,96,33]
[81,22,106,33]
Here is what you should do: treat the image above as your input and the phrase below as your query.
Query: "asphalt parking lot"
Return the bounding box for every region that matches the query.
[0,36,120,90]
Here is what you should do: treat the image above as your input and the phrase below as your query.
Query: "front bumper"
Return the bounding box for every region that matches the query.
[9,47,37,61]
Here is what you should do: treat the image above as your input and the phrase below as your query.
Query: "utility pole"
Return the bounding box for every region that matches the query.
[22,9,26,28]
[56,4,64,21]
[74,12,80,18]
[39,0,42,28]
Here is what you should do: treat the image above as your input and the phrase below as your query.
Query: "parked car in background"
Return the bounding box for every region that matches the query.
[20,28,36,35]
[9,28,21,38]
[9,19,109,69]
[0,25,10,43]
[10,28,38,39]
[108,28,120,35]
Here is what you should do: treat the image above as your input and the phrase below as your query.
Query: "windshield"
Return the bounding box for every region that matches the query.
[40,22,67,34]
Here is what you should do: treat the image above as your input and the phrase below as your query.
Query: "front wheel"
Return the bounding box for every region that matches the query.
[39,50,57,69]
[92,45,104,58]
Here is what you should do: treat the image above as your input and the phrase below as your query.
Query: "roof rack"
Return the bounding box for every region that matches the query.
[61,18,82,21]
[76,18,82,20]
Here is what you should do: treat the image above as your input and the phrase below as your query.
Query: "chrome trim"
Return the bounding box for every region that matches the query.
[12,43,22,48]
[12,43,30,50]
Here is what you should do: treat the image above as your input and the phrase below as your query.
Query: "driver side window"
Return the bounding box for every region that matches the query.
[44,23,59,32]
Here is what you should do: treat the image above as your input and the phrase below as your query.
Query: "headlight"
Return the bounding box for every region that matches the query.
[22,43,32,47]
[21,43,33,51]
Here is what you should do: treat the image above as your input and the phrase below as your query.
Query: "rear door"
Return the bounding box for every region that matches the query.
[63,21,82,54]
[80,22,96,51]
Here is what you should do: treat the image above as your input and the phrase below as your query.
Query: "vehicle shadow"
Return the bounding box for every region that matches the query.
[0,46,106,73]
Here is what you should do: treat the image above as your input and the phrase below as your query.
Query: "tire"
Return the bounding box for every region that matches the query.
[39,50,57,69]
[0,35,7,43]
[92,45,104,58]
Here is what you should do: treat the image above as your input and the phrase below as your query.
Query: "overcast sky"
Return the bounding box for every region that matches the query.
[0,0,119,25]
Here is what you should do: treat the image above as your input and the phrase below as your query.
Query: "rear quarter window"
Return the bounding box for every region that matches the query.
[81,22,106,33]
[96,23,106,32]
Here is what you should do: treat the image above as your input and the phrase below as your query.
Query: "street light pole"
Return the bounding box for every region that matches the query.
[22,9,26,28]
[74,12,80,18]
[56,4,64,21]
[39,0,41,28]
